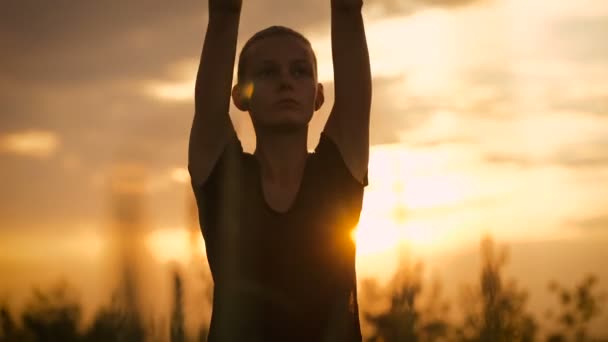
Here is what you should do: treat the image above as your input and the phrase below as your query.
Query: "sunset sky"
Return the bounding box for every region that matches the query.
[1,0,607,333]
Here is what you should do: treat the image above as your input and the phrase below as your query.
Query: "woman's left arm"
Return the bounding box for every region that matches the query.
[323,0,372,185]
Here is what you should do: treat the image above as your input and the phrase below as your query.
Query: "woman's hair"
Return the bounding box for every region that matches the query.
[237,26,318,84]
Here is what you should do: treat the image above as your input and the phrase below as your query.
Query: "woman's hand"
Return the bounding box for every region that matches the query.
[209,0,242,13]
[331,0,363,11]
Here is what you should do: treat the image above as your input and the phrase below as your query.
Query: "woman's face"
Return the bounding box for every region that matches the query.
[238,35,323,132]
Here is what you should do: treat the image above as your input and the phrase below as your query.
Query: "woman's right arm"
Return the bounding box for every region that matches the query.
[188,0,242,186]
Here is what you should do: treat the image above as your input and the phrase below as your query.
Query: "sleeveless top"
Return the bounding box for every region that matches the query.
[191,132,368,341]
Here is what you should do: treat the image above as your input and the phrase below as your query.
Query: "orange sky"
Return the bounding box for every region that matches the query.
[1,0,608,336]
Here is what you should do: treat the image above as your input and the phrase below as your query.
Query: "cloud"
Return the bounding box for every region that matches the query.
[482,141,608,169]
[552,95,608,116]
[0,0,492,90]
[554,140,608,168]
[169,167,190,185]
[0,130,61,159]
[481,153,537,168]
[365,0,485,17]
[1,1,207,84]
[568,215,608,236]
[0,0,506,157]
[0,0,334,88]
[368,75,435,144]
[329,75,443,145]
[552,15,608,62]
[2,0,607,246]
[559,156,608,168]
[0,0,344,158]
[0,152,102,233]
[1,76,194,171]
[578,216,608,231]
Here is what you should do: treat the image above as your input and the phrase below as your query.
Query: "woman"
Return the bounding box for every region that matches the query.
[188,0,372,340]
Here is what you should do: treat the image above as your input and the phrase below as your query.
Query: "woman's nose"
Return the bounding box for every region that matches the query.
[278,70,294,90]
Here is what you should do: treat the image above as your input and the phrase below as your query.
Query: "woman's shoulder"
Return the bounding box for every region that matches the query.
[310,132,368,187]
[191,137,254,195]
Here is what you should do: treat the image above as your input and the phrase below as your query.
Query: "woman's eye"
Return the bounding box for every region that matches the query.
[258,68,275,77]
[294,68,311,77]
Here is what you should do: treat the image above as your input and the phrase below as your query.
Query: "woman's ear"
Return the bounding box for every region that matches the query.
[232,83,250,111]
[314,83,325,111]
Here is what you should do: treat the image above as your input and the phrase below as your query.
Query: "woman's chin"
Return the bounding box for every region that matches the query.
[257,120,309,133]
[255,114,312,133]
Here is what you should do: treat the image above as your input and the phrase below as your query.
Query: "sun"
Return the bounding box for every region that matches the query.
[351,217,401,256]
[145,228,196,264]
[350,143,469,259]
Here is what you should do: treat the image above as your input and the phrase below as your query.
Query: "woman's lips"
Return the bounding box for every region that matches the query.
[276,99,299,107]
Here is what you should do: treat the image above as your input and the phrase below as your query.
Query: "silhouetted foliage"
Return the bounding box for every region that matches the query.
[1,304,24,341]
[3,281,83,342]
[84,292,146,342]
[545,275,608,342]
[456,237,537,342]
[1,303,19,341]
[363,259,451,342]
[171,270,185,342]
[3,236,607,342]
[0,281,152,342]
[21,284,82,342]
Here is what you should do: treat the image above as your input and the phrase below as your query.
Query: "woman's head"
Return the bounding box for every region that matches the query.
[232,26,324,133]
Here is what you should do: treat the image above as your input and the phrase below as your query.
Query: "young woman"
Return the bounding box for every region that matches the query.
[188,0,371,340]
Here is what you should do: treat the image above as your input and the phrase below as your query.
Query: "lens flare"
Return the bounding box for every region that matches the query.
[242,81,254,101]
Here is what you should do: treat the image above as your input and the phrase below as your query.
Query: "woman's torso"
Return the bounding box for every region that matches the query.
[193,134,366,341]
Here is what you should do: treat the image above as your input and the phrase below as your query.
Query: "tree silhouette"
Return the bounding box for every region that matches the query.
[83,291,147,342]
[362,257,451,342]
[456,236,537,342]
[170,270,185,342]
[1,302,20,341]
[545,275,608,342]
[0,281,83,342]
[3,235,607,341]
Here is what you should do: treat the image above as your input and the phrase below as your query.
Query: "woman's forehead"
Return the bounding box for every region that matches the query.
[247,35,315,65]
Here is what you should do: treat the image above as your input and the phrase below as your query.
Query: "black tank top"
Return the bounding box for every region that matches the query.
[192,132,367,341]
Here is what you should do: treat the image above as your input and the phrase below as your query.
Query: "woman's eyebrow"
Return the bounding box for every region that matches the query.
[254,59,277,67]
[291,58,312,65]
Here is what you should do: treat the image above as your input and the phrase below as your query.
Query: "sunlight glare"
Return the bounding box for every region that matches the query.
[352,143,479,260]
[403,173,469,210]
[0,130,60,158]
[145,228,193,264]
[145,81,194,101]
[170,167,190,184]
[242,81,254,101]
[77,231,105,259]
[352,217,400,257]
[401,220,438,249]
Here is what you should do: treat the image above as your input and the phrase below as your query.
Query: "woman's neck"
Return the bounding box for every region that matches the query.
[254,128,309,184]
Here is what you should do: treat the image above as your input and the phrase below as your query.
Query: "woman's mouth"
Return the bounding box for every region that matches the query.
[276,99,299,106]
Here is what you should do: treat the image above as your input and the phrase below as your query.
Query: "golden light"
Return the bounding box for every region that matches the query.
[242,81,254,101]
[401,220,439,249]
[402,173,470,210]
[145,80,194,101]
[170,167,190,184]
[145,228,193,264]
[0,130,60,158]
[73,231,105,260]
[308,10,462,93]
[0,229,104,261]
[352,215,442,259]
[352,143,475,259]
[352,217,400,257]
